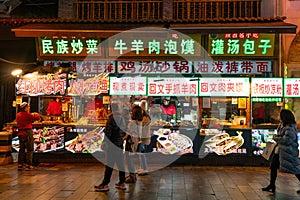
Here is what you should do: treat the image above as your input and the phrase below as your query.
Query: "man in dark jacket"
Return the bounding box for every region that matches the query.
[95,103,127,192]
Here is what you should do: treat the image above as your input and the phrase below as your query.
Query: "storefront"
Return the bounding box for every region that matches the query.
[4,19,298,165]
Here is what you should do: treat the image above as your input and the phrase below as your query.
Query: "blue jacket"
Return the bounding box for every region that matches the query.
[275,124,300,174]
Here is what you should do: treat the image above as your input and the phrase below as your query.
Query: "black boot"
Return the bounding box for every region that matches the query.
[262,184,276,193]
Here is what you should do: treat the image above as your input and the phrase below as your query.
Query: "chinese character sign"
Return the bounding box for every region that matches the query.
[208,33,275,57]
[194,60,271,75]
[108,33,201,57]
[38,37,102,57]
[251,78,282,97]
[109,77,147,96]
[117,61,192,74]
[199,78,250,97]
[284,78,300,97]
[68,74,109,96]
[16,73,67,96]
[44,61,116,74]
[147,77,198,96]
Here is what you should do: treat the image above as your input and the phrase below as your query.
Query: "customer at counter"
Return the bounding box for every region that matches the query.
[160,97,176,122]
[16,102,41,170]
[46,97,62,116]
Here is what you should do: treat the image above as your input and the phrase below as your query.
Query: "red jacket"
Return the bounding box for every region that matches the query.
[46,100,62,116]
[16,111,40,136]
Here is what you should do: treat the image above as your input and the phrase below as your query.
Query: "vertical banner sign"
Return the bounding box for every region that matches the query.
[147,77,199,96]
[251,78,283,97]
[199,77,250,97]
[284,78,300,97]
[109,76,147,96]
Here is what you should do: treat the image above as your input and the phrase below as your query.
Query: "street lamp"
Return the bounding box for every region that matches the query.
[11,68,23,77]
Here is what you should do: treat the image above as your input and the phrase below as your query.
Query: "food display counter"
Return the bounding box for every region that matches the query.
[8,122,106,154]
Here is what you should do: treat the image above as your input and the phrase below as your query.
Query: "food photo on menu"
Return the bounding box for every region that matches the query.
[12,126,65,153]
[251,129,277,156]
[199,129,252,156]
[65,127,105,153]
[153,128,194,155]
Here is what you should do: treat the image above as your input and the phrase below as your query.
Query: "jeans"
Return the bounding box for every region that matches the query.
[18,129,34,166]
[139,154,148,171]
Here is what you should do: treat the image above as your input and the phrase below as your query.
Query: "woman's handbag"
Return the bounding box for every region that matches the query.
[262,141,277,160]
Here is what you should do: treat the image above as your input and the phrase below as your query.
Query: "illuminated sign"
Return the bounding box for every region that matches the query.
[199,77,250,97]
[44,61,115,75]
[38,37,102,57]
[251,97,282,102]
[284,78,300,97]
[68,74,109,95]
[16,73,67,96]
[251,78,282,97]
[194,60,272,74]
[208,33,275,57]
[108,33,201,57]
[109,77,147,96]
[147,77,198,96]
[117,61,193,74]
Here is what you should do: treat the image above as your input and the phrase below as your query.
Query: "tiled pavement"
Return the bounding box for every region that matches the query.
[0,162,300,200]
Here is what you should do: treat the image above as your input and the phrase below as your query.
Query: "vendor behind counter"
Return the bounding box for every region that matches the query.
[46,97,62,116]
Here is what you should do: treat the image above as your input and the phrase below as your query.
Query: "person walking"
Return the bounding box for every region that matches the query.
[94,103,127,192]
[16,102,41,170]
[124,105,143,183]
[135,107,151,176]
[262,109,300,193]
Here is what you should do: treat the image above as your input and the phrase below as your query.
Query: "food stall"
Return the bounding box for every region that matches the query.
[7,66,110,162]
[5,29,287,165]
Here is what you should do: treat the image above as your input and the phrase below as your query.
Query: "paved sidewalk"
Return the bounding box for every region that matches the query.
[0,162,300,200]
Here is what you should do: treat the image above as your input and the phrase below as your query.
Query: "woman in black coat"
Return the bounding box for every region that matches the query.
[262,109,300,193]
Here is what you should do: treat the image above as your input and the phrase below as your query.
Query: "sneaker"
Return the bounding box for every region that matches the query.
[125,174,136,183]
[94,184,109,192]
[115,183,126,190]
[136,169,148,176]
[25,165,34,171]
[138,171,148,176]
[18,165,24,170]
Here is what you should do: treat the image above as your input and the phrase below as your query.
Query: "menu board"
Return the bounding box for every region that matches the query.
[147,77,199,96]
[284,78,300,98]
[199,129,251,156]
[152,128,194,155]
[251,78,282,97]
[109,76,147,95]
[64,126,105,153]
[251,129,277,156]
[199,77,250,97]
